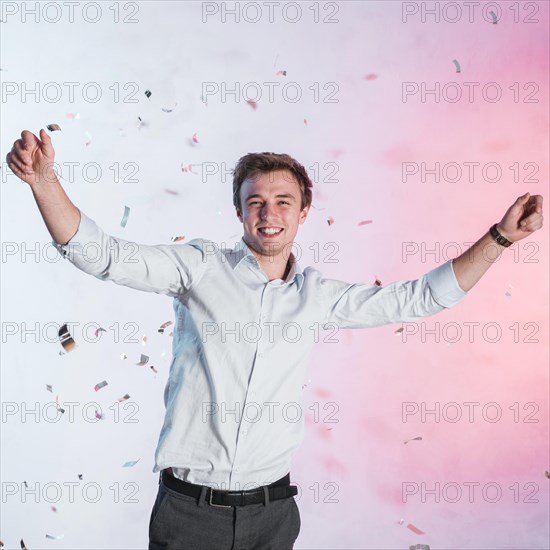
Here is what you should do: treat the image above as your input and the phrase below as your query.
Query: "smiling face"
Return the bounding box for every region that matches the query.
[236,169,310,262]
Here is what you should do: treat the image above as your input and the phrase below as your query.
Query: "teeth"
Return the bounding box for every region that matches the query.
[260,228,282,235]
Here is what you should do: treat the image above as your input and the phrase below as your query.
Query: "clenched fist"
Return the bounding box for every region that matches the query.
[6,129,57,186]
[497,192,544,243]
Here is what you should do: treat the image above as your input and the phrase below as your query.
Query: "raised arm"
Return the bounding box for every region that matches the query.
[320,193,544,329]
[451,193,544,292]
[7,129,208,297]
[320,259,467,329]
[6,129,80,245]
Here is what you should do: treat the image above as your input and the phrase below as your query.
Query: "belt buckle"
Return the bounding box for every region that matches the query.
[209,488,233,508]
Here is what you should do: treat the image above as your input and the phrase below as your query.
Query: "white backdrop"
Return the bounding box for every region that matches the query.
[1,1,549,549]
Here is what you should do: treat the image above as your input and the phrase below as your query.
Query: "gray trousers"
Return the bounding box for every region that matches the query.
[149,475,301,550]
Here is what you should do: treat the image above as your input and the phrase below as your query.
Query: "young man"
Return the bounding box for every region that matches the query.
[7,130,544,550]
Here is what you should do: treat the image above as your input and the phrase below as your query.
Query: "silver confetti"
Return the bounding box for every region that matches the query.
[120,206,130,228]
[94,380,108,392]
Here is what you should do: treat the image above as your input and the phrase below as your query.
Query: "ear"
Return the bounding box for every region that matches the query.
[236,207,243,223]
[299,205,310,224]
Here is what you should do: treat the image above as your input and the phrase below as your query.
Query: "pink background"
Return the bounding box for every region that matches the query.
[1,1,548,548]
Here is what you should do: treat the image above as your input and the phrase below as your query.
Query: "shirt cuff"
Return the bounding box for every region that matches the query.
[426,259,467,308]
[51,209,98,258]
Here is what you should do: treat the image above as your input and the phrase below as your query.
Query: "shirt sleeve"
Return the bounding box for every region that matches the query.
[320,259,467,329]
[51,209,208,297]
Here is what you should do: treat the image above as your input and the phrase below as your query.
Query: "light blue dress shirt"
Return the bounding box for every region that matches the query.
[53,209,468,490]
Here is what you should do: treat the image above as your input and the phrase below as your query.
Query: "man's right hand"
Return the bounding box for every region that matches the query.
[6,129,56,186]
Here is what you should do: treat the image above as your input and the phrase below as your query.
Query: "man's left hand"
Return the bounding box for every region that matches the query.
[497,192,544,243]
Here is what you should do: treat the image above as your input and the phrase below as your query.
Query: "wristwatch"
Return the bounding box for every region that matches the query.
[489,223,514,247]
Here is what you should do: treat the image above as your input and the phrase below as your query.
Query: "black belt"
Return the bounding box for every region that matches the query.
[161,469,298,507]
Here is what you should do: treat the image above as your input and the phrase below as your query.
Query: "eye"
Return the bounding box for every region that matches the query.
[280,201,290,205]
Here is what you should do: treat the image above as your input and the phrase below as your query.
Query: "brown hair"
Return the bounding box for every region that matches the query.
[232,152,313,212]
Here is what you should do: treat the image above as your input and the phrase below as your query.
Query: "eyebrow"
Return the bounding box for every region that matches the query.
[245,194,296,202]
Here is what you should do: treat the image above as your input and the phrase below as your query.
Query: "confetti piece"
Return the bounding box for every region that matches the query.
[95,409,103,420]
[165,189,180,195]
[95,327,106,338]
[404,436,423,444]
[358,220,373,226]
[162,102,178,112]
[181,163,197,173]
[84,130,92,146]
[122,459,140,468]
[118,393,130,402]
[51,506,57,512]
[303,118,308,126]
[407,523,425,535]
[158,321,173,334]
[395,327,404,334]
[46,534,64,540]
[327,216,335,226]
[59,323,76,352]
[168,331,173,337]
[275,70,287,76]
[545,470,550,479]
[452,59,461,73]
[171,235,185,242]
[409,545,430,550]
[137,116,145,129]
[374,278,382,287]
[192,132,199,144]
[363,73,378,80]
[94,380,108,392]
[55,395,65,414]
[398,518,405,525]
[136,354,149,366]
[161,351,167,357]
[489,10,497,24]
[47,124,61,132]
[120,206,130,228]
[141,335,148,346]
[24,481,28,488]
[246,99,257,110]
[66,112,80,119]
[145,89,152,99]
[46,384,53,393]
[120,353,127,360]
[78,474,83,480]
[20,540,26,550]
[151,365,158,374]
[0,542,3,550]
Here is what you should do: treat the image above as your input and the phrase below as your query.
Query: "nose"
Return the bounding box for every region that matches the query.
[261,203,276,221]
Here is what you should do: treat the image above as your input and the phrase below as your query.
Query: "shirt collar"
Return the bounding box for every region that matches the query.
[232,237,304,291]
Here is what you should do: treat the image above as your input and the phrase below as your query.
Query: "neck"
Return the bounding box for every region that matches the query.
[243,237,293,281]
